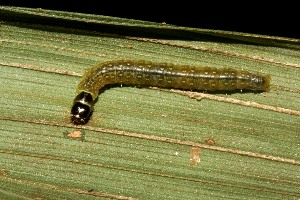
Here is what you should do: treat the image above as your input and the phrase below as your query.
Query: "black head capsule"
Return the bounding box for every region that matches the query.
[71,92,94,124]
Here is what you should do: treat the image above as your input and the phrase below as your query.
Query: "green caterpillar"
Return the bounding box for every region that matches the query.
[71,59,271,124]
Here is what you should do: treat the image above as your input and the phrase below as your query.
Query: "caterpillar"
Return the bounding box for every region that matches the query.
[71,59,271,124]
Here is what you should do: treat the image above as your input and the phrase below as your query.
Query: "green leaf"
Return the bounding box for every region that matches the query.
[1,6,299,200]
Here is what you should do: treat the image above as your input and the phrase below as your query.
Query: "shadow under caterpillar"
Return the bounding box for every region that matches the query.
[71,59,271,124]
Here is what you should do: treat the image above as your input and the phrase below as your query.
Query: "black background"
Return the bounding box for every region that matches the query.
[1,1,299,39]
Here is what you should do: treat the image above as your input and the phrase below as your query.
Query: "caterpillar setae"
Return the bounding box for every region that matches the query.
[71,59,271,124]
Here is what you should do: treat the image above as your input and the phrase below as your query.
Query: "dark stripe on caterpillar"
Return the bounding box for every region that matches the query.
[71,59,271,124]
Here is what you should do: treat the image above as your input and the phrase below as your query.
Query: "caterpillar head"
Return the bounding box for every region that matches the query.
[71,92,94,124]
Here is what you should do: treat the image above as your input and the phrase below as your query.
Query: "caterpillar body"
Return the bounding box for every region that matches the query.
[71,59,271,124]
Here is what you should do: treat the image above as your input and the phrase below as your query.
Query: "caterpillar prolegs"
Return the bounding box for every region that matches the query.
[71,59,271,124]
